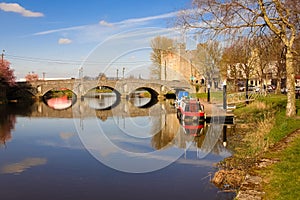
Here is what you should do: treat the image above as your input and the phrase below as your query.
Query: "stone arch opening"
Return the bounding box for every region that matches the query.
[43,88,77,110]
[128,87,159,108]
[83,86,121,110]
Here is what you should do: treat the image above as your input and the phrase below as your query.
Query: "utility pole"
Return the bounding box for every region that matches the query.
[116,69,119,80]
[42,72,46,80]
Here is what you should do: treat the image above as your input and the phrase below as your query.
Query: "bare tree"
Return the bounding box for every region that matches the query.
[221,41,244,92]
[178,0,300,117]
[268,36,286,94]
[150,36,175,79]
[193,41,222,88]
[222,37,258,92]
[251,35,276,91]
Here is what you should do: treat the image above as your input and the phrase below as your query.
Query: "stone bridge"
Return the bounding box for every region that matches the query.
[27,78,193,99]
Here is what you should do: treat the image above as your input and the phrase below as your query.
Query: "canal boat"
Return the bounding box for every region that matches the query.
[176,98,205,122]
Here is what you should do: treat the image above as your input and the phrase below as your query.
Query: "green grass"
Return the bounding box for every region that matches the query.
[268,109,300,143]
[260,96,300,144]
[223,95,300,168]
[191,91,223,102]
[229,95,300,199]
[261,135,300,200]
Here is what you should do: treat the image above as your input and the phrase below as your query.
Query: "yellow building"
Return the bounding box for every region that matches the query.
[161,46,203,84]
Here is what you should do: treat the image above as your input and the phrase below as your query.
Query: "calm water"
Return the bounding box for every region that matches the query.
[0,96,235,200]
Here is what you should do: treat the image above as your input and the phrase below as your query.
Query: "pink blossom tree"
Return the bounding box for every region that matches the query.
[0,60,16,86]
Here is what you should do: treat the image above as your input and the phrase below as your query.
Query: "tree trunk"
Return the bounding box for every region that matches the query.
[276,78,281,95]
[285,48,296,117]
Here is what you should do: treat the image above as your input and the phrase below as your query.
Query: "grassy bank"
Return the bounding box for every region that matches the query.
[260,133,300,200]
[228,95,299,157]
[222,95,300,199]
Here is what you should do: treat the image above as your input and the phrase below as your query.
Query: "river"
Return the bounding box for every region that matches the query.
[0,95,235,200]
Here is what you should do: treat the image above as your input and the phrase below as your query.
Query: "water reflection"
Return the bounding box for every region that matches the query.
[0,98,235,199]
[0,105,18,147]
[129,97,151,107]
[0,114,15,147]
[1,157,47,175]
[0,98,233,157]
[43,92,158,111]
[85,93,118,110]
[180,121,205,136]
[46,95,73,110]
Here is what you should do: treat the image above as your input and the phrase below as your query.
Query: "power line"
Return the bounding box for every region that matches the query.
[6,53,152,65]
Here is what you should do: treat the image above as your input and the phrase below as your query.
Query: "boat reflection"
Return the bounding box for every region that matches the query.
[180,120,205,136]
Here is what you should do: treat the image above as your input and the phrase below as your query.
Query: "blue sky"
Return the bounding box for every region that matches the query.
[0,0,192,79]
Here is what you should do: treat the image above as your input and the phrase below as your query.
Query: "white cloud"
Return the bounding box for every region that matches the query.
[117,11,178,25]
[34,10,179,36]
[34,25,87,36]
[58,38,72,44]
[98,11,178,27]
[99,20,114,27]
[0,3,44,17]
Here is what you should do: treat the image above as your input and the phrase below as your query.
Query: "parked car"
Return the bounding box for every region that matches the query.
[239,85,259,92]
[267,85,276,92]
[281,87,288,94]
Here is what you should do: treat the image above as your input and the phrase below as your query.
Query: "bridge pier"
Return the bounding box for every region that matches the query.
[158,94,166,100]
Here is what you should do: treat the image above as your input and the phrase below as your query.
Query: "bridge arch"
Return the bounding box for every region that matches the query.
[83,85,121,98]
[83,85,121,110]
[42,88,78,110]
[41,87,77,97]
[128,87,159,108]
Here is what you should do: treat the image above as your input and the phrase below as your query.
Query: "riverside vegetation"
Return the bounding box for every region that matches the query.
[211,94,300,199]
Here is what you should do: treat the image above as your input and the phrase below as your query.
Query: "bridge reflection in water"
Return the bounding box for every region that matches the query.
[28,95,233,159]
[0,94,236,199]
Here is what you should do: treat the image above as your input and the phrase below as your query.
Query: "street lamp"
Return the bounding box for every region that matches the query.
[122,67,125,79]
[207,83,211,103]
[223,79,227,110]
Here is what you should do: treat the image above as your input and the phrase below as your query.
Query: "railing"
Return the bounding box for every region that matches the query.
[227,91,267,104]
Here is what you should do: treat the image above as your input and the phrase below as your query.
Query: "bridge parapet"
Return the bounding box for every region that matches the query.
[26,78,193,99]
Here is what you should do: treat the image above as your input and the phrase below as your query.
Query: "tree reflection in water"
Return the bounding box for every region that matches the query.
[0,114,16,147]
[0,103,34,148]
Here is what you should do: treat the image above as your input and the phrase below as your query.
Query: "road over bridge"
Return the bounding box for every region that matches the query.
[26,78,193,99]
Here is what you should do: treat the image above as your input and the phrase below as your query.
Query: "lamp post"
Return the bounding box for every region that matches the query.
[207,83,211,103]
[223,79,227,110]
[245,77,249,104]
[122,67,125,79]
